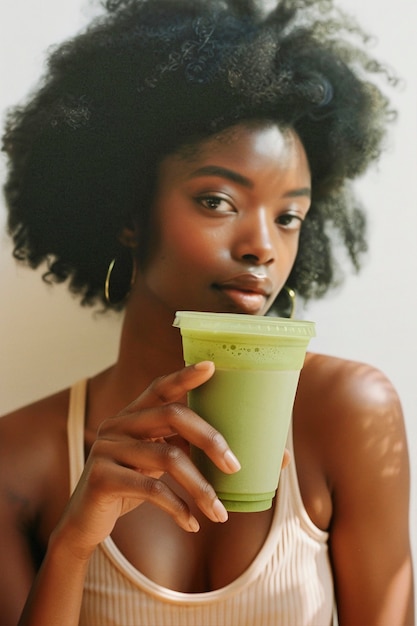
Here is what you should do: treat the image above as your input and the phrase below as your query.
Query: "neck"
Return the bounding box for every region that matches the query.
[88,280,186,421]
[118,290,185,382]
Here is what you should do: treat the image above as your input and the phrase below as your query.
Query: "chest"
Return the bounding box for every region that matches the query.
[109,479,275,593]
[38,400,332,593]
[105,445,331,593]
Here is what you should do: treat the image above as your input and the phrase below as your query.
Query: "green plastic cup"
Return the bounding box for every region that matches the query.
[173,311,315,512]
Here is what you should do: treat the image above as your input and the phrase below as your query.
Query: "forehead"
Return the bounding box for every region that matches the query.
[177,122,297,158]
[159,122,310,184]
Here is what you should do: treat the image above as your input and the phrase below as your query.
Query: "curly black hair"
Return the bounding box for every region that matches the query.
[2,0,395,311]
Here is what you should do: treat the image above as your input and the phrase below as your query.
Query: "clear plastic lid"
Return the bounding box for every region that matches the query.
[173,311,315,338]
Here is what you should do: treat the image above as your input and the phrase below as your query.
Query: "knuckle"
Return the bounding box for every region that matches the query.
[89,437,110,459]
[85,456,108,489]
[140,475,190,522]
[96,416,117,437]
[172,497,189,518]
[197,478,216,500]
[149,375,171,404]
[161,444,183,465]
[206,427,225,450]
[142,475,165,498]
[160,402,187,424]
[167,402,187,419]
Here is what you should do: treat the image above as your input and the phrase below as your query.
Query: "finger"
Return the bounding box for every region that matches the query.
[82,456,201,534]
[118,361,215,414]
[99,403,241,475]
[93,438,228,524]
[137,474,202,532]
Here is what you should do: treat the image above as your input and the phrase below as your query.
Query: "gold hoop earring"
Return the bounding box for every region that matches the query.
[283,286,296,319]
[104,251,136,305]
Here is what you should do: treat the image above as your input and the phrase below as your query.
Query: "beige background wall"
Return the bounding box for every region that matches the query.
[1,0,416,592]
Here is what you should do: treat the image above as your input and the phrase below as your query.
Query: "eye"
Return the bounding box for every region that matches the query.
[276,213,304,231]
[197,195,234,213]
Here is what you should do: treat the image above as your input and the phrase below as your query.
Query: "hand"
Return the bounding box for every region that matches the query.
[55,361,242,559]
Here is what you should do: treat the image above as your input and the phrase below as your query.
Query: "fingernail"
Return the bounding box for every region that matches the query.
[188,516,200,533]
[224,449,241,472]
[193,361,214,371]
[213,498,228,523]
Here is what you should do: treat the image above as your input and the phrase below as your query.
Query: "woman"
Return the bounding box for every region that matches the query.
[0,0,413,624]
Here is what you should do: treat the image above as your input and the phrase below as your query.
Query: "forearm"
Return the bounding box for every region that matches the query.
[18,528,92,626]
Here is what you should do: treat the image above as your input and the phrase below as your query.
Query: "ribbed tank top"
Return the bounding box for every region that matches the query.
[67,379,335,626]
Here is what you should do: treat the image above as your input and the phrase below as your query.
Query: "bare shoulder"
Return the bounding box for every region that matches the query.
[0,390,69,454]
[297,351,404,435]
[299,351,402,411]
[296,351,409,502]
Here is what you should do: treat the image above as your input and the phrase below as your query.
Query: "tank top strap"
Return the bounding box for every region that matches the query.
[67,378,88,494]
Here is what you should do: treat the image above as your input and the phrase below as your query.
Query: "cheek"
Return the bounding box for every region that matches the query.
[159,216,223,265]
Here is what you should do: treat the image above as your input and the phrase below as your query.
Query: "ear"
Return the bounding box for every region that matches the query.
[118,226,138,249]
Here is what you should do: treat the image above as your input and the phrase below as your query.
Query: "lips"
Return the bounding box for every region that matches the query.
[216,273,273,296]
[213,273,273,313]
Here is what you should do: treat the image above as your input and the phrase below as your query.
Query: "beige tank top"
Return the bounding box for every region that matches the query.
[68,379,335,626]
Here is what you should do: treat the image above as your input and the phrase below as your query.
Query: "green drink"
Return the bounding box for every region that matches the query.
[173,311,315,512]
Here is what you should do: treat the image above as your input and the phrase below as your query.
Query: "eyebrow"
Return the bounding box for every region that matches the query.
[189,165,253,188]
[188,165,311,198]
[284,187,311,199]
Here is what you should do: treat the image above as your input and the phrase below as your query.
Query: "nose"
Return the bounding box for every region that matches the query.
[232,209,276,266]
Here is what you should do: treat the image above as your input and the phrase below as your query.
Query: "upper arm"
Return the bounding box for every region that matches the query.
[327,364,414,625]
[0,498,38,625]
[0,456,38,623]
[0,410,51,625]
